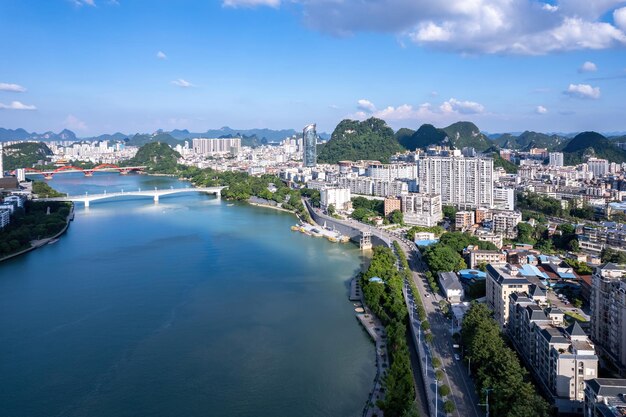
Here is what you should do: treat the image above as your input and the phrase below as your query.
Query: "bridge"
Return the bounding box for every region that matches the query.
[37,186,226,207]
[23,164,147,179]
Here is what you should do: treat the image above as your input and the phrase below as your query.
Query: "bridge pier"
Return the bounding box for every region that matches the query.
[84,200,90,208]
[154,195,159,203]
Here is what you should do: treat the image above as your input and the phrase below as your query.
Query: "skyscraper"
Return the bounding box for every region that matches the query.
[303,124,317,167]
[0,143,4,178]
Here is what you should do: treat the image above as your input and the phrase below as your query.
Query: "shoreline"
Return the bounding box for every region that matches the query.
[0,202,74,263]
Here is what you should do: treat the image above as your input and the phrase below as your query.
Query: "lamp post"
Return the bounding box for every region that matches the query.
[479,388,493,417]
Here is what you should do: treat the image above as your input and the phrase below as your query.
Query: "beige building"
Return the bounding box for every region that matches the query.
[508,294,598,415]
[492,210,522,239]
[590,263,626,376]
[400,193,442,227]
[455,210,475,231]
[384,197,401,216]
[486,263,535,326]
[464,247,506,269]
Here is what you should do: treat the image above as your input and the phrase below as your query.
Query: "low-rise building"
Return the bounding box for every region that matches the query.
[455,210,475,231]
[464,247,506,269]
[492,210,522,239]
[437,272,464,303]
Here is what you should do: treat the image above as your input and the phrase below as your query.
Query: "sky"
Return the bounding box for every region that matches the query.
[1,0,626,136]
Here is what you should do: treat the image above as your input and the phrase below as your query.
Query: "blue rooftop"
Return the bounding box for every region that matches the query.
[415,239,439,247]
[520,264,549,279]
[558,272,577,279]
[459,269,487,280]
[368,277,384,284]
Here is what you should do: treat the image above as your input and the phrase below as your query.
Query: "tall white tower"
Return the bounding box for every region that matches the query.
[0,143,4,178]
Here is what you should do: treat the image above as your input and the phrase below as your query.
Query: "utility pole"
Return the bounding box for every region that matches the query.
[479,388,493,417]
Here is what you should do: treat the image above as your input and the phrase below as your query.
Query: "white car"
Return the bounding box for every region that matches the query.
[425,293,431,298]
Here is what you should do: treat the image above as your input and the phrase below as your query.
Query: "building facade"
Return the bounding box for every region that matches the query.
[590,263,626,376]
[303,124,317,168]
[192,138,241,155]
[400,193,442,227]
[320,187,351,211]
[416,151,494,209]
[486,263,533,326]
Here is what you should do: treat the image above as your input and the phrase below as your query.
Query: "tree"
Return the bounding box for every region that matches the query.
[516,223,535,244]
[439,385,451,397]
[432,357,441,368]
[389,209,404,225]
[435,369,444,381]
[327,204,336,216]
[443,400,456,414]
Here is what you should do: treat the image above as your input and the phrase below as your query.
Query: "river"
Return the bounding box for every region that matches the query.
[0,173,375,417]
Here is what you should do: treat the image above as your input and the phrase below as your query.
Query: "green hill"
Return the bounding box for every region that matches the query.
[492,131,565,151]
[128,142,181,173]
[318,118,403,163]
[396,121,490,151]
[561,131,626,164]
[442,121,491,150]
[394,128,415,149]
[399,124,446,150]
[3,142,52,170]
[126,133,182,147]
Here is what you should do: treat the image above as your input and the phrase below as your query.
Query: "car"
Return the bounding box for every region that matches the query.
[454,354,460,361]
[425,293,431,298]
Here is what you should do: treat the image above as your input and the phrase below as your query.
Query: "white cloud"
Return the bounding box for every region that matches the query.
[579,61,598,72]
[240,0,626,55]
[564,83,601,99]
[356,99,376,113]
[615,7,626,31]
[0,83,26,93]
[535,105,548,114]
[0,101,37,110]
[72,0,96,6]
[171,79,195,88]
[222,0,280,8]
[440,98,485,114]
[156,51,167,60]
[64,114,87,131]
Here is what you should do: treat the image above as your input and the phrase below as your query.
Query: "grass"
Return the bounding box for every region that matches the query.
[564,310,588,323]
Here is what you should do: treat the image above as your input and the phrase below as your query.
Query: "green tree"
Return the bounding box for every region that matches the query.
[389,209,404,225]
[443,400,456,414]
[327,204,336,216]
[439,385,451,397]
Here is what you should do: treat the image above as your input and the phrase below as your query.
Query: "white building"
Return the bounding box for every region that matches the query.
[492,210,522,239]
[0,209,9,229]
[416,152,494,209]
[588,158,609,179]
[320,188,351,211]
[192,138,241,156]
[549,152,564,167]
[493,187,515,211]
[366,163,417,181]
[400,193,442,227]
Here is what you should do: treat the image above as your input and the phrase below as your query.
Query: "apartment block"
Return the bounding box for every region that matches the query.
[590,263,626,376]
[492,210,522,239]
[455,211,475,231]
[508,294,598,415]
[192,138,241,155]
[384,197,401,216]
[464,247,506,269]
[486,263,535,326]
[400,193,442,227]
[584,378,626,417]
[416,151,494,209]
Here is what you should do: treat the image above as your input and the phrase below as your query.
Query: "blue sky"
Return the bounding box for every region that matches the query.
[1,0,626,135]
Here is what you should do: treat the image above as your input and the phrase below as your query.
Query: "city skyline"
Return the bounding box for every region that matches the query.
[1,0,626,135]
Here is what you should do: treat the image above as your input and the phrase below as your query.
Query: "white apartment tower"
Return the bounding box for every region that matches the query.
[549,152,564,167]
[416,152,494,209]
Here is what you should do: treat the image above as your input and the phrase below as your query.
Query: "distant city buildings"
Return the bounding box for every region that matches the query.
[303,124,317,168]
[549,152,564,167]
[192,138,241,156]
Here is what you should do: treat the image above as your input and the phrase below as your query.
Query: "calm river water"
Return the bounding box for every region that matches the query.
[0,173,375,417]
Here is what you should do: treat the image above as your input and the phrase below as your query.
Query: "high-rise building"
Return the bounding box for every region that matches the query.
[590,263,626,376]
[0,143,4,178]
[416,150,494,209]
[303,124,317,167]
[588,158,609,179]
[192,138,241,155]
[400,193,442,227]
[549,152,564,167]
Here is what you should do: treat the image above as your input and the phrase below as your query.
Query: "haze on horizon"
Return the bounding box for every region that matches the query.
[1,0,626,136]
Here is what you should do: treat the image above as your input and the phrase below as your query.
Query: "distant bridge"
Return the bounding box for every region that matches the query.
[37,186,226,207]
[23,164,147,179]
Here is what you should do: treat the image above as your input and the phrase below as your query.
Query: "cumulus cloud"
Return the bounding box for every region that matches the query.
[440,98,485,114]
[171,79,195,88]
[223,0,279,7]
[64,114,87,131]
[579,61,598,72]
[156,51,167,60]
[0,101,37,110]
[0,83,26,92]
[356,99,376,113]
[234,0,626,55]
[535,105,548,114]
[614,7,626,31]
[564,83,601,99]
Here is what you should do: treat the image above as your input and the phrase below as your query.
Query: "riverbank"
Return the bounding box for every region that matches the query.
[0,202,74,263]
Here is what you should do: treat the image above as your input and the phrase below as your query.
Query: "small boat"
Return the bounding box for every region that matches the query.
[48,238,59,245]
[227,203,234,207]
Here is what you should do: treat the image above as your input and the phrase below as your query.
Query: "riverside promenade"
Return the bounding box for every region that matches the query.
[356,309,388,417]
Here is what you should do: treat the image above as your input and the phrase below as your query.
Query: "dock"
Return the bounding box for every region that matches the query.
[290,222,350,243]
[356,312,388,417]
[349,277,362,301]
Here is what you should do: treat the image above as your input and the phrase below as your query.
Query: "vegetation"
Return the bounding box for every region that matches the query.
[461,303,549,417]
[128,142,181,173]
[388,209,403,225]
[406,225,445,240]
[396,121,491,152]
[492,131,566,151]
[32,181,64,198]
[317,118,403,164]
[562,131,626,165]
[350,196,384,223]
[360,246,415,417]
[492,152,518,174]
[601,247,626,264]
[0,200,71,258]
[3,142,52,170]
[517,191,595,221]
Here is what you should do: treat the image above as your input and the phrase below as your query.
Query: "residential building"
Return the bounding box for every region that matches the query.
[366,163,417,181]
[400,193,442,227]
[588,158,609,179]
[475,207,491,224]
[455,210,475,231]
[0,142,3,178]
[320,188,351,211]
[384,197,401,216]
[437,272,464,303]
[590,263,626,376]
[303,124,317,167]
[416,150,494,209]
[192,138,241,155]
[584,378,626,417]
[486,263,533,326]
[493,210,522,239]
[475,229,503,248]
[508,294,598,414]
[0,209,10,229]
[464,247,506,269]
[549,152,564,167]
[493,187,515,211]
